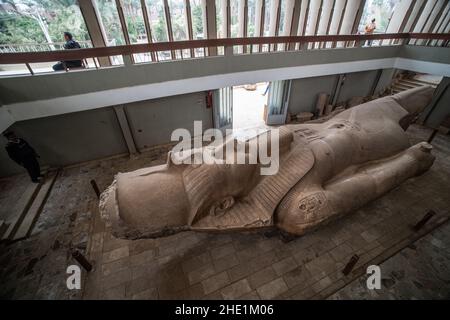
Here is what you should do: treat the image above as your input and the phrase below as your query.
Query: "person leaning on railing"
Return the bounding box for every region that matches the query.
[365,18,376,46]
[52,32,83,71]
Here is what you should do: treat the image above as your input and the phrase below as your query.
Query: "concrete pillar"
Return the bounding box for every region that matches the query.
[278,0,295,50]
[337,0,361,47]
[140,0,157,61]
[287,0,301,50]
[328,0,346,35]
[317,0,334,35]
[316,0,334,48]
[339,0,360,34]
[410,0,438,45]
[255,0,264,37]
[203,0,217,55]
[78,0,111,66]
[268,0,280,36]
[305,0,321,36]
[238,0,247,37]
[432,1,450,33]
[113,105,138,155]
[326,0,346,48]
[383,0,414,45]
[422,0,446,33]
[403,0,425,32]
[115,0,131,45]
[432,5,450,45]
[219,0,230,38]
[387,0,414,34]
[412,0,437,32]
[254,0,265,52]
[296,0,309,36]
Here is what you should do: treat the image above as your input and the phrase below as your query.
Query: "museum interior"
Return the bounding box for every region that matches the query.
[0,0,449,301]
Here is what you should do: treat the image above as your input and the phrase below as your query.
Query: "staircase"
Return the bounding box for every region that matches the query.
[391,77,438,94]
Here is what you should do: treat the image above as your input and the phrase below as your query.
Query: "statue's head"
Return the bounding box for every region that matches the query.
[100,152,261,239]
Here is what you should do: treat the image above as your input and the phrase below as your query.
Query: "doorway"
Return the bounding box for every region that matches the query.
[232,83,268,130]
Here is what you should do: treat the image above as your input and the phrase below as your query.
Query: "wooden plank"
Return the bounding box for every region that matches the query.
[12,171,58,241]
[2,181,41,240]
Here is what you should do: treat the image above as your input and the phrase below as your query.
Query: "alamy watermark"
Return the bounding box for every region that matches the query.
[366,265,381,290]
[170,121,280,175]
[66,265,81,290]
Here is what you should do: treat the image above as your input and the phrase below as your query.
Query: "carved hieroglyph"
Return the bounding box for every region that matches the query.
[100,86,435,239]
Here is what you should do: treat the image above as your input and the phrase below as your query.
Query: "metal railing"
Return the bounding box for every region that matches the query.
[0,33,448,75]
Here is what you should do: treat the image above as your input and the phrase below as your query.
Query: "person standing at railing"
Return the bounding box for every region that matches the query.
[365,18,376,46]
[52,32,83,71]
[3,131,42,183]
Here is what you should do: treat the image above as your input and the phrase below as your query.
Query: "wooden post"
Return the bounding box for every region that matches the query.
[72,250,93,272]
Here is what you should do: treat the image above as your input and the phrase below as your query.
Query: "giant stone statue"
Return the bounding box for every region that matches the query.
[100,86,435,239]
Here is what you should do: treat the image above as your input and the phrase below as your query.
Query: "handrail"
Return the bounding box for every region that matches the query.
[0,33,448,65]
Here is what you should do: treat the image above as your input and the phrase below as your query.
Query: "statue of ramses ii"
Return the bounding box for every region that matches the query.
[100,86,435,239]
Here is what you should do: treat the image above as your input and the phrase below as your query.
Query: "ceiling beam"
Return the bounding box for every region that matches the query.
[204,0,217,55]
[185,0,195,57]
[78,0,111,66]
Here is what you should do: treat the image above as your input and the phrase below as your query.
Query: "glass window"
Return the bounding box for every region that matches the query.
[169,0,188,41]
[121,0,153,63]
[146,0,169,42]
[263,0,271,36]
[0,0,90,48]
[216,0,225,38]
[121,0,146,44]
[95,0,126,65]
[145,0,171,59]
[358,0,401,34]
[96,0,126,46]
[190,0,205,57]
[0,0,92,74]
[190,0,204,39]
[278,0,286,35]
[230,0,239,38]
[247,0,256,37]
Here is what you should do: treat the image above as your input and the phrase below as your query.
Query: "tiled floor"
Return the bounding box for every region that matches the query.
[329,221,450,300]
[0,125,449,299]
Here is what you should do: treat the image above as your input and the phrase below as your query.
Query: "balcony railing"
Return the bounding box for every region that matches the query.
[0,33,448,76]
[0,41,93,53]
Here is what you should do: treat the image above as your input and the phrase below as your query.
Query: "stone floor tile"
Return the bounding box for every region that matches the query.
[201,271,231,295]
[210,243,235,261]
[213,253,240,273]
[248,266,278,289]
[272,257,298,276]
[256,277,289,300]
[221,279,252,299]
[187,263,216,285]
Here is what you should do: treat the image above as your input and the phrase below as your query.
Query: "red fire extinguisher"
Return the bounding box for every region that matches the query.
[206,91,213,109]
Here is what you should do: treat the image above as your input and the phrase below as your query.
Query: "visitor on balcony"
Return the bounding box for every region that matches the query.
[365,18,376,46]
[52,32,83,71]
[3,131,42,183]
